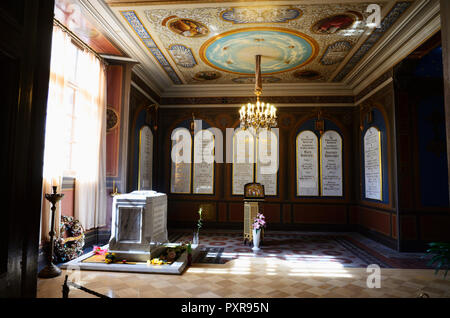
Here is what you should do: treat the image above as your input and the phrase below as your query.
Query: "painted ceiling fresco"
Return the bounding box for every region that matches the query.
[110,1,413,85]
[55,0,124,56]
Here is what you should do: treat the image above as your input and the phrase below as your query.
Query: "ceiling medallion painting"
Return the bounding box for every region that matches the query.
[293,70,323,81]
[220,7,302,24]
[168,44,197,68]
[111,1,414,85]
[311,11,363,35]
[193,71,221,81]
[162,16,209,37]
[199,27,319,75]
[320,41,352,66]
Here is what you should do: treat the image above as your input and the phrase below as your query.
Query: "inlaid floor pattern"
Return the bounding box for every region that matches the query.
[37,257,450,298]
[37,231,449,298]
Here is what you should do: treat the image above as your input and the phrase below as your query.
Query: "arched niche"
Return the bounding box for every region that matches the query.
[138,125,153,190]
[193,129,215,194]
[320,130,343,197]
[296,130,319,196]
[170,127,192,194]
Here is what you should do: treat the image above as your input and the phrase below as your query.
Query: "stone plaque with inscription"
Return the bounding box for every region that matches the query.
[320,130,343,196]
[256,130,278,196]
[364,127,382,200]
[193,130,214,194]
[232,129,254,195]
[138,126,153,190]
[297,130,319,196]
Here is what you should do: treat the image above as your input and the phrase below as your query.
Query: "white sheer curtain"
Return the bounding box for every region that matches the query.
[72,41,107,230]
[41,24,107,242]
[41,25,73,241]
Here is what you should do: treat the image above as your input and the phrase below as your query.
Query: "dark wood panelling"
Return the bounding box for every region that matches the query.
[282,204,292,224]
[399,215,417,240]
[354,80,399,248]
[393,36,450,251]
[218,202,227,222]
[0,0,55,297]
[228,202,244,222]
[0,49,19,279]
[158,106,357,230]
[131,72,160,104]
[263,203,281,224]
[168,200,201,222]
[392,214,397,239]
[420,215,450,241]
[348,206,358,225]
[357,207,391,237]
[293,204,347,224]
[127,83,155,192]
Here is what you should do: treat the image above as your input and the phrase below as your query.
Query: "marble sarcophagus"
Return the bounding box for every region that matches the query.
[108,190,168,261]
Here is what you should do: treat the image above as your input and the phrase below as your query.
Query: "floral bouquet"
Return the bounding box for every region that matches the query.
[252,213,266,231]
[197,207,203,232]
[148,244,189,266]
[104,252,116,264]
[93,245,107,255]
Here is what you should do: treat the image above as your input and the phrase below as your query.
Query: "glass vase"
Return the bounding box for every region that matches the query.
[193,230,199,245]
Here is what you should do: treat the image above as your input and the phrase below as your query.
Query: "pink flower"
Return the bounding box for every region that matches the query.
[252,213,267,230]
[93,246,107,255]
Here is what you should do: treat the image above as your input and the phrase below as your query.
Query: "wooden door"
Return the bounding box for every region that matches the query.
[0,0,54,297]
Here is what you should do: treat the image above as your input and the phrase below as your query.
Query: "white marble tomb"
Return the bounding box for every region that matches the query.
[60,190,198,274]
[108,190,168,261]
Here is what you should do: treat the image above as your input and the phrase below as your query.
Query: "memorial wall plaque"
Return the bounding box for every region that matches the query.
[256,130,278,196]
[297,130,319,196]
[320,130,343,196]
[232,129,254,195]
[170,128,191,193]
[138,126,153,190]
[364,127,382,200]
[193,130,214,194]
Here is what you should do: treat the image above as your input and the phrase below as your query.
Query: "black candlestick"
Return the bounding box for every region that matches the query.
[38,186,64,278]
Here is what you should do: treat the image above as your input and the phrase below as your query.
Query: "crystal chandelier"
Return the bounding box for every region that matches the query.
[239,55,277,131]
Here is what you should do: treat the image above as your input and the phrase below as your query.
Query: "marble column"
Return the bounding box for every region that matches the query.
[441,0,450,202]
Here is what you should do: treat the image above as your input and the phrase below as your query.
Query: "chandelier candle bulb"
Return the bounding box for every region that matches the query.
[239,55,278,132]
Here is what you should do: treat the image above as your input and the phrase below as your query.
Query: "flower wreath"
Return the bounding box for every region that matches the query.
[54,216,85,263]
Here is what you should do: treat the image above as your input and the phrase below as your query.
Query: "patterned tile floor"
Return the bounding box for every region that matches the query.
[36,230,450,298]
[37,258,450,298]
[170,230,432,269]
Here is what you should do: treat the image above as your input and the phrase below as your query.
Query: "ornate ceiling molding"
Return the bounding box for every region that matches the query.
[349,0,440,94]
[82,0,438,106]
[161,82,353,97]
[80,0,173,94]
